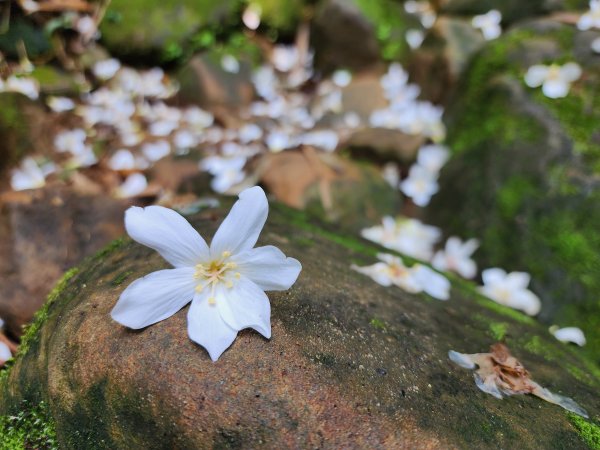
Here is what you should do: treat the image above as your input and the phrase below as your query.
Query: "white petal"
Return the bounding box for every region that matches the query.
[210,186,268,257]
[111,267,196,329]
[234,246,301,291]
[509,289,541,316]
[505,271,531,289]
[187,291,238,361]
[551,327,586,346]
[542,80,569,98]
[125,205,210,267]
[481,268,506,285]
[560,63,582,82]
[0,342,11,362]
[474,373,504,399]
[524,65,549,88]
[456,258,477,279]
[351,263,394,287]
[411,264,450,300]
[448,350,475,369]
[217,277,271,338]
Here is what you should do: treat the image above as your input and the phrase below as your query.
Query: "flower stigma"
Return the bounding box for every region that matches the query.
[194,251,240,305]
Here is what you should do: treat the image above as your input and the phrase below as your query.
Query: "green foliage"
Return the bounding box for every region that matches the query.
[0,401,57,450]
[568,414,600,450]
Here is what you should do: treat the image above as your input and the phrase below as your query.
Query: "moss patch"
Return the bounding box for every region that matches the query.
[568,414,600,449]
[0,400,57,450]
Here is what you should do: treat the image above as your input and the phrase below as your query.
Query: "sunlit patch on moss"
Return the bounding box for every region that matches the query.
[567,413,600,450]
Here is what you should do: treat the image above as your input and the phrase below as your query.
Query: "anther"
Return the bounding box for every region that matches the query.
[208,297,216,305]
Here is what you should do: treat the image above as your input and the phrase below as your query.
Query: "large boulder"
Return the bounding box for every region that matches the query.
[0,202,598,448]
[427,19,600,362]
[99,0,238,64]
[0,187,127,339]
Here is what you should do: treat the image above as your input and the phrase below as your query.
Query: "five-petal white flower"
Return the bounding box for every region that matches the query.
[478,268,541,316]
[432,237,479,279]
[524,63,582,99]
[400,164,439,207]
[472,10,502,41]
[577,0,600,30]
[111,186,302,361]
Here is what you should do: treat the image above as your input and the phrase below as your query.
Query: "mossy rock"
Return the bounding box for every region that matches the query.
[438,0,590,24]
[1,202,599,448]
[99,0,239,64]
[0,92,53,175]
[427,19,600,363]
[0,16,52,60]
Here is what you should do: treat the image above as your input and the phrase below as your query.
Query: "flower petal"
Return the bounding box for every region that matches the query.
[187,291,238,361]
[234,246,302,291]
[217,277,272,338]
[524,65,548,88]
[481,268,506,285]
[505,271,531,289]
[210,186,269,257]
[542,80,569,98]
[125,205,210,267]
[111,267,195,329]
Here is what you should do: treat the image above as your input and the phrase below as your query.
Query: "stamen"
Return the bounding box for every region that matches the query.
[195,284,204,292]
[222,251,232,258]
[234,272,241,279]
[225,280,233,288]
[208,297,216,305]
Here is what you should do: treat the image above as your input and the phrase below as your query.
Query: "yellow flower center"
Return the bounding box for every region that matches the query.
[194,251,240,305]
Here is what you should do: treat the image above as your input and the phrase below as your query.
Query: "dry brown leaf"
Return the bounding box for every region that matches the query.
[449,343,589,418]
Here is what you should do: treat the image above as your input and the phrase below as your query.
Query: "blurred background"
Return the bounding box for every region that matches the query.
[0,0,599,368]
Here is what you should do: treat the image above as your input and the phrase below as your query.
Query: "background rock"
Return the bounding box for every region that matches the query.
[0,203,598,448]
[427,19,600,362]
[0,187,127,339]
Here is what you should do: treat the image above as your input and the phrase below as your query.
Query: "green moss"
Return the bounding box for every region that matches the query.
[251,0,305,33]
[111,271,133,286]
[497,177,538,219]
[94,237,126,261]
[354,0,411,61]
[17,268,80,358]
[0,401,57,450]
[369,318,386,331]
[488,322,509,341]
[568,414,600,450]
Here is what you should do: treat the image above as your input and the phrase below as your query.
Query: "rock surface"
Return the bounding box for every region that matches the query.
[427,19,600,362]
[0,187,127,339]
[0,202,598,448]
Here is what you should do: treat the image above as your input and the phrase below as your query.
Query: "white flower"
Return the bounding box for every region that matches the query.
[11,158,46,191]
[406,29,425,49]
[404,0,436,28]
[524,63,582,99]
[242,4,261,30]
[238,123,263,143]
[116,173,148,198]
[54,129,88,154]
[272,46,298,72]
[68,146,98,168]
[299,130,339,152]
[432,237,479,279]
[592,37,600,54]
[265,130,294,152]
[550,326,586,346]
[221,55,240,74]
[479,268,541,316]
[47,96,76,112]
[0,341,11,363]
[417,144,450,173]
[361,216,440,261]
[5,76,39,99]
[108,149,137,171]
[352,254,450,300]
[382,162,400,188]
[381,63,409,100]
[577,0,600,30]
[183,107,214,129]
[173,130,198,151]
[352,253,421,293]
[332,70,352,87]
[201,156,247,193]
[142,140,171,162]
[111,186,302,361]
[472,10,502,41]
[93,58,121,80]
[75,15,98,40]
[410,264,451,300]
[400,164,439,207]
